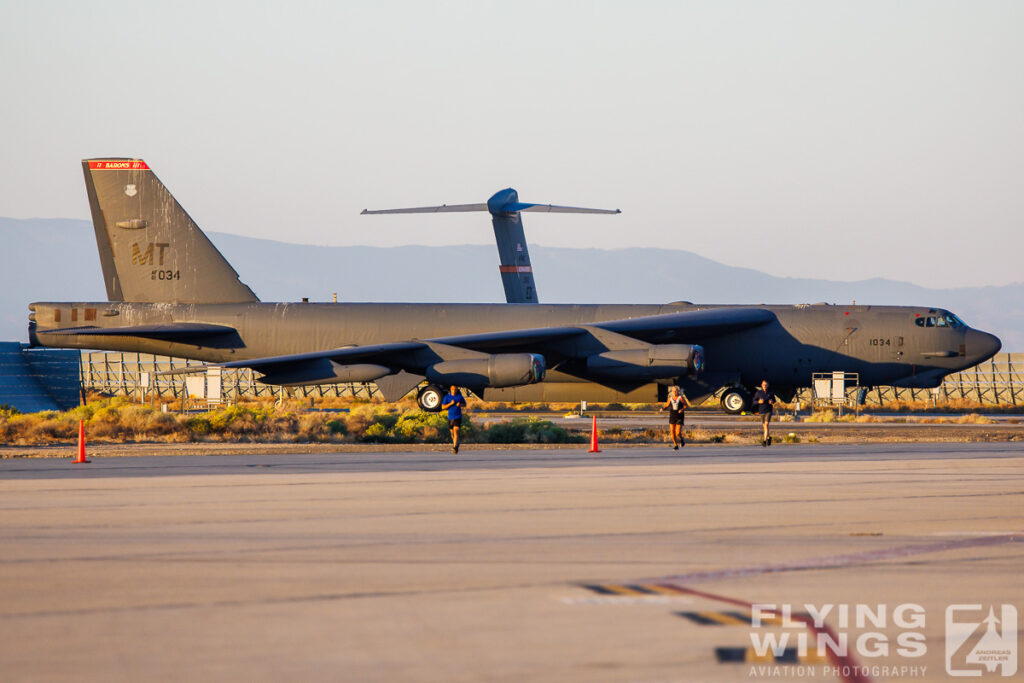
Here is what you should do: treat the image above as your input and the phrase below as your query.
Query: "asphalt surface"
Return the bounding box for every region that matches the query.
[482,410,1024,431]
[2,443,1022,682]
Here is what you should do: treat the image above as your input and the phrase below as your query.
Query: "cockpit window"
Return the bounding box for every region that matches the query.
[915,313,965,329]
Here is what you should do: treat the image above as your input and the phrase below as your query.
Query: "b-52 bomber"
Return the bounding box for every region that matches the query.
[28,159,1001,413]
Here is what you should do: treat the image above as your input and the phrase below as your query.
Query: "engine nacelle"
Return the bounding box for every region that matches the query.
[586,344,704,381]
[258,359,392,387]
[426,353,546,388]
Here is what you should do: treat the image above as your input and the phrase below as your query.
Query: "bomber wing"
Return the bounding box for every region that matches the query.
[221,307,774,398]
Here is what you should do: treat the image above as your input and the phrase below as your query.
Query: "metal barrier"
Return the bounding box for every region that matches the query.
[810,372,860,408]
[80,351,381,403]
[792,353,1024,407]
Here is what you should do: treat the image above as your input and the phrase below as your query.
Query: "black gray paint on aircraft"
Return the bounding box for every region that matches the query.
[28,159,1002,413]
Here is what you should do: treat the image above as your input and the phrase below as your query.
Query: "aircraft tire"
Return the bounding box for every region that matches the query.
[720,387,751,415]
[417,384,445,412]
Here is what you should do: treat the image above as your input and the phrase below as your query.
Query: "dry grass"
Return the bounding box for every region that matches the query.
[801,410,997,425]
[913,413,996,425]
[804,410,884,423]
[0,399,582,446]
[867,398,1022,413]
[1,396,1009,448]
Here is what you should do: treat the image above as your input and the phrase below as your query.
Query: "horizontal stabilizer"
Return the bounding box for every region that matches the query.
[362,188,620,217]
[45,323,237,341]
[517,204,620,214]
[361,204,488,215]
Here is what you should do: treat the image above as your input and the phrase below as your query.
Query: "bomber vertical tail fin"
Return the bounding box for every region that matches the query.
[82,159,258,303]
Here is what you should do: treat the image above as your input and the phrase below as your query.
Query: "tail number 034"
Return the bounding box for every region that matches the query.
[151,269,181,281]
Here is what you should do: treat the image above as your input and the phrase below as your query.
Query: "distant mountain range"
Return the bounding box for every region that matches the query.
[4,217,1022,350]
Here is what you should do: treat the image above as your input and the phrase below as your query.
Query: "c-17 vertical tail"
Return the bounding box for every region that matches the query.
[361,188,620,304]
[82,158,258,303]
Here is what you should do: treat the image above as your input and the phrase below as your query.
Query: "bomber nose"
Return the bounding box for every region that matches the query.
[966,329,1001,364]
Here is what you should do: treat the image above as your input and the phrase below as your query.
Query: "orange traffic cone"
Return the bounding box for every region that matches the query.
[73,419,90,464]
[587,415,601,453]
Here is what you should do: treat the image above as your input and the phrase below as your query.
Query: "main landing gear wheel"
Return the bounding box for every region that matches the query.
[417,384,445,412]
[720,387,751,415]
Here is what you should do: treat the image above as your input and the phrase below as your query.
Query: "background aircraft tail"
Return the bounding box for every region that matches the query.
[362,188,620,304]
[82,159,259,303]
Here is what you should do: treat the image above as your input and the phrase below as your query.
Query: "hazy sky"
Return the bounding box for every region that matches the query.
[1,1,1021,288]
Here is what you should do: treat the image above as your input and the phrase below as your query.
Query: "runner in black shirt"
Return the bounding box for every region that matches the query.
[752,380,776,446]
[662,386,692,450]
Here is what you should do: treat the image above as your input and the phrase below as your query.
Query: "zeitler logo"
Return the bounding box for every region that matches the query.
[946,605,1017,677]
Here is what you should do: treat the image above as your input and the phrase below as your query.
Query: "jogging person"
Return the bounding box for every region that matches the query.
[441,385,467,454]
[662,385,692,450]
[753,380,776,446]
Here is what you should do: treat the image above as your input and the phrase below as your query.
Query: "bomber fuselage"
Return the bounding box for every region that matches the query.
[29,300,1000,398]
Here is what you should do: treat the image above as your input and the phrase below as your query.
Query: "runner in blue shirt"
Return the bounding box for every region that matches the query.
[441,385,467,453]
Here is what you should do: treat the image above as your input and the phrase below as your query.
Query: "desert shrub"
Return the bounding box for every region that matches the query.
[143,412,181,436]
[392,411,451,443]
[954,413,995,425]
[326,418,347,435]
[685,429,727,444]
[346,405,400,441]
[296,412,330,441]
[185,415,213,436]
[207,405,270,433]
[266,412,298,436]
[480,417,583,444]
[24,414,79,441]
[352,409,452,443]
[362,423,392,442]
[117,405,166,435]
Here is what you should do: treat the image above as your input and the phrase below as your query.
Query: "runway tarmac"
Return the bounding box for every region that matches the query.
[2,443,1022,681]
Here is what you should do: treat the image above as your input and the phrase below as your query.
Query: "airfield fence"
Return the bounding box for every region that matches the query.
[791,354,1024,406]
[79,351,1024,408]
[79,351,381,403]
